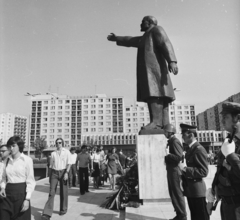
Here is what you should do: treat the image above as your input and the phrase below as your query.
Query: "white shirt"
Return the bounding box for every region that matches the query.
[50,148,71,170]
[93,153,101,163]
[1,153,36,200]
[69,153,77,164]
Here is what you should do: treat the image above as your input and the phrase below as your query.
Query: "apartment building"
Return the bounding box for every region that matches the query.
[169,101,196,133]
[0,113,28,144]
[197,92,240,131]
[30,93,124,147]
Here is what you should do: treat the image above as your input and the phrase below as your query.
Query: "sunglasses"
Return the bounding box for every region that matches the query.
[56,142,62,144]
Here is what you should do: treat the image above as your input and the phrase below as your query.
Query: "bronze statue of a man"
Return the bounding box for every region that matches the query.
[108,16,178,131]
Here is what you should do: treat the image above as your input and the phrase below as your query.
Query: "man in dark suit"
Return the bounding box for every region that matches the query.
[107,16,178,130]
[178,123,209,220]
[164,124,187,220]
[207,102,240,220]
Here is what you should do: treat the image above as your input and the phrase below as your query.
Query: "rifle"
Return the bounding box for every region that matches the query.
[206,126,237,215]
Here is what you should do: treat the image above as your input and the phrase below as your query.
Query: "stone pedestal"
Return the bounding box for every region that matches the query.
[137,134,170,202]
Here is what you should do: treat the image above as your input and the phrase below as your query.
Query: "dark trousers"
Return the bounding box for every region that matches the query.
[43,169,68,217]
[187,197,209,220]
[79,167,89,193]
[221,200,240,220]
[167,170,187,219]
[0,183,31,220]
[68,164,77,186]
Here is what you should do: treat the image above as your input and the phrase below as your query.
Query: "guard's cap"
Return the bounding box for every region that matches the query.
[221,102,240,115]
[180,123,197,134]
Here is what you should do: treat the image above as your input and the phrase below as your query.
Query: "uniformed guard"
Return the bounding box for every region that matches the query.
[164,124,187,220]
[178,123,209,220]
[206,102,240,220]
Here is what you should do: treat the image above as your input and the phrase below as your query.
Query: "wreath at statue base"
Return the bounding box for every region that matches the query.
[100,162,142,210]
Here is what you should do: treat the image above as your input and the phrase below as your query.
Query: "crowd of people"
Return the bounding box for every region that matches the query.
[0,102,239,220]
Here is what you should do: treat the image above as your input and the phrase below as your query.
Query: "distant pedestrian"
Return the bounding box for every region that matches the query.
[91,148,101,188]
[68,147,77,188]
[164,124,187,220]
[41,138,71,220]
[0,136,36,220]
[76,145,92,195]
[106,147,119,191]
[178,124,209,220]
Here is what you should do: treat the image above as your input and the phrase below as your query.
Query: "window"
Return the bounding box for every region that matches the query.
[106,122,111,126]
[83,128,88,132]
[58,117,62,121]
[106,128,111,132]
[83,99,88,103]
[58,129,62,133]
[58,106,62,110]
[43,106,48,110]
[106,110,111,114]
[178,117,183,120]
[91,122,96,126]
[91,110,96,114]
[43,129,47,133]
[83,105,88,109]
[43,112,48,116]
[83,116,88,120]
[83,122,88,126]
[98,105,103,108]
[58,100,63,104]
[65,129,69,133]
[91,116,96,120]
[50,129,54,133]
[106,116,111,120]
[133,113,137,116]
[91,105,96,108]
[57,123,62,127]
[65,100,70,104]
[178,111,182,115]
[43,118,48,122]
[99,99,103,102]
[50,112,55,116]
[106,98,111,102]
[65,117,69,121]
[65,135,69,138]
[65,123,69,126]
[184,106,188,109]
[177,106,182,110]
[91,99,96,103]
[106,104,111,108]
[43,123,47,127]
[185,111,189,114]
[98,128,103,132]
[44,101,48,104]
[65,111,70,115]
[51,106,55,110]
[171,117,175,120]
[91,128,96,132]
[98,110,103,114]
[65,106,70,110]
[83,111,88,115]
[58,112,62,115]
[50,123,54,127]
[185,116,190,120]
[98,122,103,126]
[98,116,103,120]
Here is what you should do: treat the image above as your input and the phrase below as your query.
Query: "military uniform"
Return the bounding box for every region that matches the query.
[165,135,187,220]
[212,102,240,220]
[180,124,209,220]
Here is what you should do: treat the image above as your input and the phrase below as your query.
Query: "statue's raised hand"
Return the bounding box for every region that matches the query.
[107,33,117,42]
[168,62,178,75]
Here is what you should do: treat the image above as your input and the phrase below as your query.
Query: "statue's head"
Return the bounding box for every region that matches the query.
[141,16,158,32]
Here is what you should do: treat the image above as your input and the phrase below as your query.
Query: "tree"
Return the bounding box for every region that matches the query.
[33,136,48,159]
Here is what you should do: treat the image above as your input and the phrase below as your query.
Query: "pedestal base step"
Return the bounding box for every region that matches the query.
[125,201,176,220]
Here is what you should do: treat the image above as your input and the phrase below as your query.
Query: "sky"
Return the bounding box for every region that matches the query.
[0,0,239,117]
